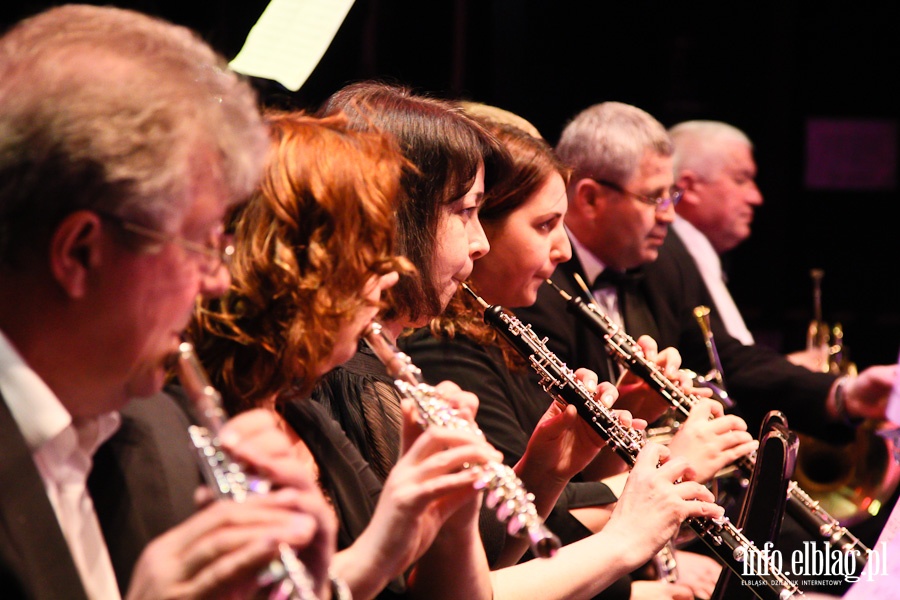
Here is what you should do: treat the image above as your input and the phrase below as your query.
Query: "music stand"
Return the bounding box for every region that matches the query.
[712,410,798,600]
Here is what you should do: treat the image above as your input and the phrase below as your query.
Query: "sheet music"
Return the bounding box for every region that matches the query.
[229,0,355,92]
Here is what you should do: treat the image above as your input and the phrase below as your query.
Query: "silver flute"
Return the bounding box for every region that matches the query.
[363,321,561,558]
[463,284,803,600]
[548,277,871,573]
[175,341,320,600]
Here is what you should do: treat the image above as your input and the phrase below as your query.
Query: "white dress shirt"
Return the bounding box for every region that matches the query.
[568,228,626,380]
[567,226,623,327]
[672,217,755,345]
[0,329,122,600]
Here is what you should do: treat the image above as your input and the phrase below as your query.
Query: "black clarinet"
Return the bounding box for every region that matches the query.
[462,284,803,600]
[545,277,871,573]
[363,321,561,559]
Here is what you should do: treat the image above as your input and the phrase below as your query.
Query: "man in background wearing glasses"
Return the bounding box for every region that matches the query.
[517,101,686,389]
[519,100,893,443]
[514,101,895,588]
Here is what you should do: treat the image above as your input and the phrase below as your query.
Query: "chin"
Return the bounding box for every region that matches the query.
[502,285,536,309]
[125,369,169,404]
[329,345,357,371]
[520,289,539,308]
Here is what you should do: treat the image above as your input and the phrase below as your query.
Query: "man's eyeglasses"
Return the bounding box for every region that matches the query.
[592,178,684,212]
[96,211,234,274]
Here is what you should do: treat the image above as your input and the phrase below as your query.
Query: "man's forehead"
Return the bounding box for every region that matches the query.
[631,151,674,184]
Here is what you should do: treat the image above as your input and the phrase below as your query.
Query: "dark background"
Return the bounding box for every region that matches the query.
[4,1,899,369]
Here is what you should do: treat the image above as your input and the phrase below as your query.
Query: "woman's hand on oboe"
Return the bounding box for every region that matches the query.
[601,442,723,570]
[665,399,757,484]
[615,336,683,422]
[517,373,640,487]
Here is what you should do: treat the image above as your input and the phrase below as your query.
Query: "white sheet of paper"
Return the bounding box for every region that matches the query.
[229,0,355,92]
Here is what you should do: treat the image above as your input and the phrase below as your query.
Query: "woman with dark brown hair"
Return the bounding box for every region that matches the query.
[312,82,727,599]
[403,112,759,600]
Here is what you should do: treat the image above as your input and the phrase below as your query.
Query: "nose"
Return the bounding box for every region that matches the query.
[551,229,572,264]
[469,215,490,260]
[748,182,764,206]
[656,202,677,224]
[199,262,231,298]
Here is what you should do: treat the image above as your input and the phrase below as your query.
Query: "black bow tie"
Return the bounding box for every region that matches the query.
[591,268,644,291]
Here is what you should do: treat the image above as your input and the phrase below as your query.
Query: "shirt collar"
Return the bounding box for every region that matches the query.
[566,224,611,287]
[672,216,722,279]
[0,328,119,453]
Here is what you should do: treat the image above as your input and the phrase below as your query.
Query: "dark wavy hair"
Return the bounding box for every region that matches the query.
[192,110,412,412]
[431,115,571,368]
[320,81,511,324]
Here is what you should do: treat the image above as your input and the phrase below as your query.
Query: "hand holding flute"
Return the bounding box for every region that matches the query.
[364,322,562,560]
[125,406,339,600]
[126,343,339,600]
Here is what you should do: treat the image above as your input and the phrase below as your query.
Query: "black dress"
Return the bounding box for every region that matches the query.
[400,328,634,600]
[279,394,409,598]
[310,349,508,568]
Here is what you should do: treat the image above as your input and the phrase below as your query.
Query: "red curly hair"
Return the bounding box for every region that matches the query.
[192,110,413,412]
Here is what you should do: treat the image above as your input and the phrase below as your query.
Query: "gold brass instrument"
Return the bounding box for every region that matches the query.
[645,306,736,444]
[551,278,870,572]
[692,306,734,410]
[175,341,324,600]
[803,269,856,376]
[792,269,900,526]
[691,305,748,507]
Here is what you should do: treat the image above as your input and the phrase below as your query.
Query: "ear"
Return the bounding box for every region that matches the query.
[675,169,701,207]
[675,169,700,196]
[570,177,603,216]
[50,211,105,299]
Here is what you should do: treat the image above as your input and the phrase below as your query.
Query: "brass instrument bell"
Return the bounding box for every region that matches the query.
[794,269,899,525]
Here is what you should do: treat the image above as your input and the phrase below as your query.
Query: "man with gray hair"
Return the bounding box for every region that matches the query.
[0,5,335,599]
[515,104,896,593]
[668,120,763,345]
[519,100,893,445]
[669,120,836,371]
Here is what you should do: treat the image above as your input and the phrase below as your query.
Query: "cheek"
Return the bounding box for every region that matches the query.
[437,233,469,274]
[143,265,204,337]
[638,210,657,233]
[520,243,547,276]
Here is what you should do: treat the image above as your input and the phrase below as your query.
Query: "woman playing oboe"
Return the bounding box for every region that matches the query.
[401,111,759,600]
[313,82,726,599]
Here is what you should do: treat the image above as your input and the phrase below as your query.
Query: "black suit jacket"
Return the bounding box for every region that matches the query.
[514,231,851,441]
[0,391,201,599]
